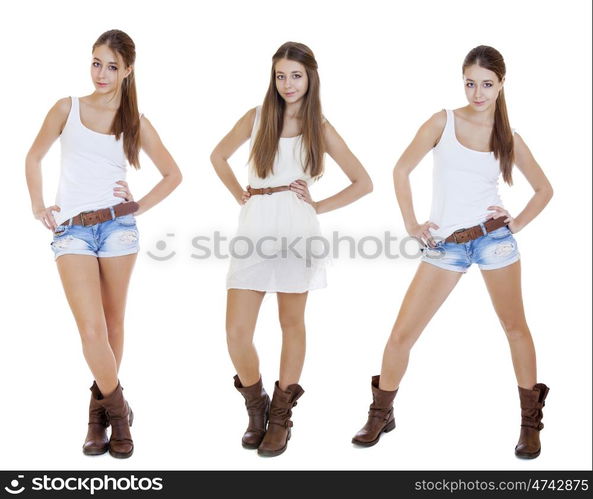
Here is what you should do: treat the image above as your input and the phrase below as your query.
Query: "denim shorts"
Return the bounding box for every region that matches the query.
[420,222,520,273]
[50,213,140,260]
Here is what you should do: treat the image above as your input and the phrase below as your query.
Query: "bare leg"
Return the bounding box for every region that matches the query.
[480,261,536,388]
[98,254,138,371]
[56,255,118,396]
[226,289,266,387]
[277,292,308,390]
[379,262,463,391]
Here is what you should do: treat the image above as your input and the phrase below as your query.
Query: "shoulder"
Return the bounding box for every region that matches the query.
[51,96,72,118]
[321,118,339,143]
[424,109,447,130]
[512,131,528,152]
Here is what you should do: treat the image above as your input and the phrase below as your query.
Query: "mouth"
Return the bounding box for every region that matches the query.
[284,92,297,98]
[473,100,486,106]
[96,82,109,87]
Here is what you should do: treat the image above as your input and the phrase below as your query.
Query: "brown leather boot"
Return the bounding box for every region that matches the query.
[257,381,304,457]
[98,382,134,459]
[234,375,270,449]
[82,381,110,456]
[515,383,549,459]
[352,375,397,447]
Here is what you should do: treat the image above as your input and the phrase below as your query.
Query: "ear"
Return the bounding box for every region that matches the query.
[500,76,505,88]
[124,65,133,79]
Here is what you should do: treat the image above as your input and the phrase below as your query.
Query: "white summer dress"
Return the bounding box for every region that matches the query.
[226,106,328,293]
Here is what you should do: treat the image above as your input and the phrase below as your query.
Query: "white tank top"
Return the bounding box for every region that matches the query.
[429,109,508,240]
[53,96,128,226]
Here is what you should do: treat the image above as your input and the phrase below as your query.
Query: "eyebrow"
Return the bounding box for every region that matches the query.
[465,78,494,83]
[93,57,118,65]
[275,70,302,74]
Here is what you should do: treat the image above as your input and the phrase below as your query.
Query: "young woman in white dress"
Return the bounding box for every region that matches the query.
[25,30,182,458]
[211,41,373,457]
[351,45,553,459]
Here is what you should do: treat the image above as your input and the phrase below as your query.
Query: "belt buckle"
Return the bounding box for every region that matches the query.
[79,210,92,226]
[453,228,466,244]
[80,210,97,227]
[265,188,273,195]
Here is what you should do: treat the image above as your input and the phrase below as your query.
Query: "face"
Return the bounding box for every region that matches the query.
[90,44,132,95]
[274,58,308,105]
[463,64,504,113]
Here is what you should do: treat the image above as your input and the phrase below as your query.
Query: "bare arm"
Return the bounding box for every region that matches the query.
[491,133,553,233]
[305,121,373,214]
[134,116,183,216]
[393,110,446,245]
[210,108,256,205]
[25,98,71,230]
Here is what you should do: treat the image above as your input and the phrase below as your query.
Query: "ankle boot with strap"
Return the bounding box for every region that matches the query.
[98,382,134,459]
[82,381,110,456]
[234,375,270,449]
[515,383,549,459]
[352,375,398,447]
[257,381,304,457]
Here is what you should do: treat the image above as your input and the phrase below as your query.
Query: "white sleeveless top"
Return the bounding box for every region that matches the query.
[226,106,328,293]
[429,109,508,240]
[53,96,128,226]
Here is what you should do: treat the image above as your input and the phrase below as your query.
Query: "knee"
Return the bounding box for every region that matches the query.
[226,323,253,348]
[387,328,415,352]
[106,321,124,340]
[499,318,530,341]
[79,323,108,346]
[278,313,305,334]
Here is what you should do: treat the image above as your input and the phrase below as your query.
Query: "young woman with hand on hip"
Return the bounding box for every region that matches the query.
[211,41,372,457]
[352,45,553,459]
[25,29,182,458]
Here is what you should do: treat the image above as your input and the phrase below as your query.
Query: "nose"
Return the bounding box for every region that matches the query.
[282,78,293,90]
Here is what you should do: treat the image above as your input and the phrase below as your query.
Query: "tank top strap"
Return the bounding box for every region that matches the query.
[442,109,456,139]
[67,96,81,127]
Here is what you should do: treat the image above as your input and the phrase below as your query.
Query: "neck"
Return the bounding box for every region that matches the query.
[91,90,122,110]
[465,104,496,125]
[284,100,302,119]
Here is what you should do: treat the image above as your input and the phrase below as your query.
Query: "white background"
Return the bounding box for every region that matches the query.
[0,0,590,471]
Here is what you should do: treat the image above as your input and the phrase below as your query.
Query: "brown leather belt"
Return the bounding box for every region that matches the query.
[444,217,507,244]
[69,202,140,227]
[247,185,290,195]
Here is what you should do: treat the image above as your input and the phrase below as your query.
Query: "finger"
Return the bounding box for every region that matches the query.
[428,222,440,230]
[40,217,51,230]
[487,205,503,211]
[116,180,128,186]
[48,205,61,212]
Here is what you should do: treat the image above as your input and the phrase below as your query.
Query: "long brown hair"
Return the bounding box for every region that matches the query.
[92,29,141,169]
[463,45,514,185]
[250,41,324,179]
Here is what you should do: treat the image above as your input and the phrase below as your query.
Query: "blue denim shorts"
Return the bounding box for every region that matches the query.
[50,213,140,260]
[421,222,520,273]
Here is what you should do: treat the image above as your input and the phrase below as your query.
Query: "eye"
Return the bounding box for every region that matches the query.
[484,82,493,88]
[292,74,301,79]
[276,74,285,80]
[465,82,474,88]
[92,62,100,68]
[108,65,118,71]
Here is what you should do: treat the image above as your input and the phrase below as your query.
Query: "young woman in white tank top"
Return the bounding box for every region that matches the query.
[352,46,553,459]
[211,42,373,457]
[25,30,182,458]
